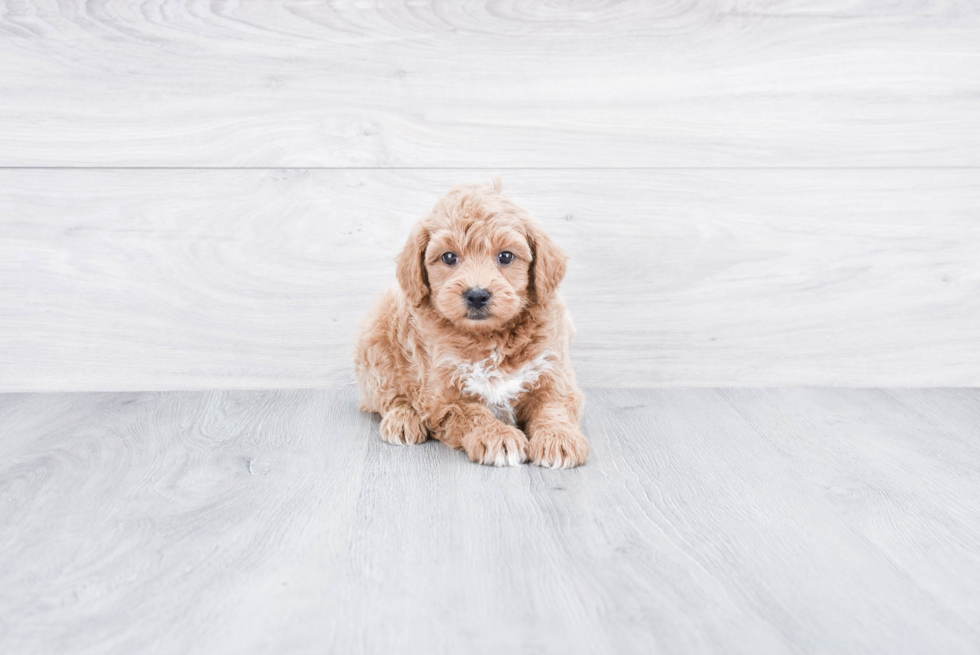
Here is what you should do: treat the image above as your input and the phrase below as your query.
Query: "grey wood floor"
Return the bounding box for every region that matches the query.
[2,387,979,654]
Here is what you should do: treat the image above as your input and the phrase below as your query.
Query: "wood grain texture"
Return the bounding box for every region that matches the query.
[2,168,978,391]
[1,387,979,654]
[1,0,978,167]
[719,387,980,633]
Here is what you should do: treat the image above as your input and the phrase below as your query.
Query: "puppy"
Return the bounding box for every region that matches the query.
[354,179,588,468]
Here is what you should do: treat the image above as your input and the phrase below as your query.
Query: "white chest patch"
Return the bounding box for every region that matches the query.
[449,351,555,425]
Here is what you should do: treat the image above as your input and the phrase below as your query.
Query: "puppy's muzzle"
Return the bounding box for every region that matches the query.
[464,288,492,318]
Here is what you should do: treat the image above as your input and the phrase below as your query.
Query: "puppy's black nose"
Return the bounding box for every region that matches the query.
[464,288,491,310]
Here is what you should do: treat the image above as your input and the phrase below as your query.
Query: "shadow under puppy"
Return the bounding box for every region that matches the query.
[355,178,588,468]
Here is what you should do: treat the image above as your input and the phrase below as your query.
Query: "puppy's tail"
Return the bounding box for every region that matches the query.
[488,175,503,193]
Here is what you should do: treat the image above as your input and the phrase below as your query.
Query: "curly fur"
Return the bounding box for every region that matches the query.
[354,178,589,468]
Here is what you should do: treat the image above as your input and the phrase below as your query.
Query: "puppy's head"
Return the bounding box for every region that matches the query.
[396,178,567,332]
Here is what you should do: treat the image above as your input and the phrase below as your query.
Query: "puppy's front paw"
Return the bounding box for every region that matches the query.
[528,422,589,469]
[380,405,427,445]
[463,423,528,467]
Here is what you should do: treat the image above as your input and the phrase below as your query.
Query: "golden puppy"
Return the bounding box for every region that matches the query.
[355,179,588,468]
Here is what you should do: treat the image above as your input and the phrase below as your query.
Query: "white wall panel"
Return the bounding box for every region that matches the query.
[0,1,977,167]
[2,169,976,390]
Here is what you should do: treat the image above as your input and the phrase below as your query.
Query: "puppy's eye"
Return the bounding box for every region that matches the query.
[497,251,515,266]
[442,252,459,266]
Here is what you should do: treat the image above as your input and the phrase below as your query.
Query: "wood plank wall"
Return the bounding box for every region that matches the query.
[1,1,978,390]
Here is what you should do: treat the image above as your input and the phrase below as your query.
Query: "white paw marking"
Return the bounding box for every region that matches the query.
[446,351,555,425]
[381,429,409,446]
[484,446,524,467]
[535,456,573,469]
[380,409,424,446]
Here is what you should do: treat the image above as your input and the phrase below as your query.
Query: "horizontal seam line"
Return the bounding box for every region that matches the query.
[0,166,979,171]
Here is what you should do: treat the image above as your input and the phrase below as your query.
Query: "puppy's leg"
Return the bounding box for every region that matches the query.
[379,400,427,446]
[354,289,427,444]
[521,390,589,469]
[434,401,528,467]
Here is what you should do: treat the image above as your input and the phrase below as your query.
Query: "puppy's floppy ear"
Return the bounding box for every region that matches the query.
[526,218,568,301]
[396,222,430,306]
